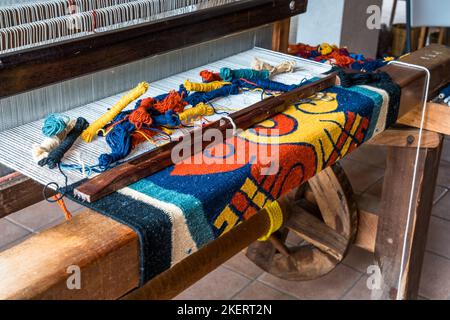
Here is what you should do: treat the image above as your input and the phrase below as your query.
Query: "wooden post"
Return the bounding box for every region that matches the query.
[373,135,443,300]
[272,18,291,53]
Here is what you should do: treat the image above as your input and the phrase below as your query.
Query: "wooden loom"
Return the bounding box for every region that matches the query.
[0,0,449,300]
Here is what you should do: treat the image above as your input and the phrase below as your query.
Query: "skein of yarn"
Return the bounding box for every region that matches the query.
[39,117,89,169]
[42,113,70,137]
[32,119,76,163]
[81,82,149,143]
[252,58,296,76]
[219,68,270,82]
[184,80,231,92]
[337,70,393,88]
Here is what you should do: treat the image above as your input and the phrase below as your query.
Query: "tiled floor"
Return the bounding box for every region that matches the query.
[1,138,449,300]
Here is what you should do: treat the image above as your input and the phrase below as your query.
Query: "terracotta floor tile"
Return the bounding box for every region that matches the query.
[0,219,31,251]
[345,145,387,169]
[433,192,450,221]
[341,275,373,300]
[6,199,84,232]
[339,160,384,194]
[174,266,251,300]
[342,245,375,274]
[426,217,450,259]
[258,264,361,300]
[441,139,450,164]
[419,252,450,300]
[355,193,380,214]
[437,161,450,188]
[223,251,264,280]
[233,281,295,300]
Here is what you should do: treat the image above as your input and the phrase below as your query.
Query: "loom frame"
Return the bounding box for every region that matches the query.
[0,0,307,98]
[0,0,449,299]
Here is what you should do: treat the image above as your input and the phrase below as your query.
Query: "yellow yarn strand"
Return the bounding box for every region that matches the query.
[178,103,215,122]
[80,82,149,142]
[258,200,283,241]
[184,80,230,92]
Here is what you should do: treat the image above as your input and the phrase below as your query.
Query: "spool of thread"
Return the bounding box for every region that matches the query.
[39,117,89,169]
[81,82,149,142]
[32,119,76,163]
[184,80,231,92]
[219,68,270,82]
[42,114,70,137]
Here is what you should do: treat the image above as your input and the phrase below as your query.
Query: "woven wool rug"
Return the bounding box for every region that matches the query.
[68,81,400,285]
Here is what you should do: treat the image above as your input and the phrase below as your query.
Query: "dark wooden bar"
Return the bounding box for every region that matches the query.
[0,0,307,98]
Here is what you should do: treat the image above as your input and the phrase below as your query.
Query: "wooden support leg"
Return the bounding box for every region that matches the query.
[373,136,443,300]
[272,18,291,53]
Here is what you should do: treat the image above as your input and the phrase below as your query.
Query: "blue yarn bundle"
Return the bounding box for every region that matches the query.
[439,84,450,99]
[153,110,181,127]
[234,78,299,92]
[219,68,270,82]
[184,84,239,106]
[42,114,69,137]
[98,120,135,169]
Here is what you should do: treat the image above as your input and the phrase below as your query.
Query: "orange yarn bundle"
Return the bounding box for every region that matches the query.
[200,70,222,83]
[128,97,154,130]
[320,51,355,68]
[153,90,187,114]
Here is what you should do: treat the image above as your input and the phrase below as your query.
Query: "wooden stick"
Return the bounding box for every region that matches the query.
[74,74,338,203]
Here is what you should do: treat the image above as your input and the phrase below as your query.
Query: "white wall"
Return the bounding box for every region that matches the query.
[292,0,345,46]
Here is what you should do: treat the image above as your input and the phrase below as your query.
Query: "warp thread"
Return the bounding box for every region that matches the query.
[184,79,230,92]
[32,119,76,163]
[81,82,149,142]
[252,57,296,76]
[200,70,222,82]
[235,78,298,92]
[219,68,270,82]
[42,114,70,137]
[39,117,89,169]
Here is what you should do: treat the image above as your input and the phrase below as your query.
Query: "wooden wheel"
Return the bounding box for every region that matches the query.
[246,163,358,281]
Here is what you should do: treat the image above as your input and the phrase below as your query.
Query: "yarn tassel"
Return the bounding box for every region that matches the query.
[184,80,231,92]
[219,68,270,82]
[81,82,149,142]
[32,119,76,163]
[39,117,89,169]
[252,58,296,76]
[337,70,393,88]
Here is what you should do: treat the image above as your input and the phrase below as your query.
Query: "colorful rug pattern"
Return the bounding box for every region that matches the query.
[71,83,399,285]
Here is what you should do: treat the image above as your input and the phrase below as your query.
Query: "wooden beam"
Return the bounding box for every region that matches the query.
[0,210,139,299]
[398,102,450,136]
[286,206,348,261]
[367,128,441,148]
[272,18,291,53]
[0,172,52,219]
[354,210,378,253]
[374,137,443,300]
